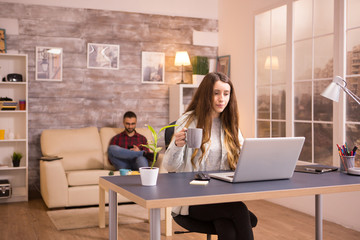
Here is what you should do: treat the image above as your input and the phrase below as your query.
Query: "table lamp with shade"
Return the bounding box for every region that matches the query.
[320,75,360,175]
[175,51,191,84]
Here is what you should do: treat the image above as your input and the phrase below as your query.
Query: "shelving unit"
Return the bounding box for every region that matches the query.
[0,53,28,203]
[169,84,197,122]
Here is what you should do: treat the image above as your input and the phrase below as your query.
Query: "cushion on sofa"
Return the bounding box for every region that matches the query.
[41,127,104,171]
[66,169,119,186]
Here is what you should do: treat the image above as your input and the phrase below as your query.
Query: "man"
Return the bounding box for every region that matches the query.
[108,111,151,170]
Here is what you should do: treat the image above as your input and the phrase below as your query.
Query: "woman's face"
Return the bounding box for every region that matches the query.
[212,80,231,118]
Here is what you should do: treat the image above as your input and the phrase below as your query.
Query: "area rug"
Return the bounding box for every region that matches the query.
[47,204,164,231]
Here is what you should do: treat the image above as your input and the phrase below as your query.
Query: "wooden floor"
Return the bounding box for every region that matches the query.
[0,191,359,240]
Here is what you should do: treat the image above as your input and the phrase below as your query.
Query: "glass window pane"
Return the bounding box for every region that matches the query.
[272,85,286,120]
[294,0,313,41]
[346,29,360,75]
[257,49,271,85]
[314,35,333,79]
[314,80,333,121]
[314,123,333,165]
[314,0,334,36]
[272,45,287,84]
[294,40,313,80]
[346,123,360,166]
[295,122,312,162]
[271,5,287,46]
[346,77,360,122]
[257,121,270,137]
[272,121,286,137]
[257,87,270,119]
[294,82,312,120]
[255,11,271,49]
[347,0,360,29]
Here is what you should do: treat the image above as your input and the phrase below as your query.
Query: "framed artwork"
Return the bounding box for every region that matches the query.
[87,43,120,70]
[36,46,63,81]
[0,28,6,53]
[141,51,165,84]
[216,55,231,77]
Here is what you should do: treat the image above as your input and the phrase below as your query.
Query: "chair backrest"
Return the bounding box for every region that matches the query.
[164,121,176,149]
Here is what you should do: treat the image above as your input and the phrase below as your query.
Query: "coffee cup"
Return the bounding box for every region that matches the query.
[186,128,203,148]
[119,169,131,176]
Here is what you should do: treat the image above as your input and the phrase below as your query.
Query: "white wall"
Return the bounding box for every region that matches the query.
[219,0,360,232]
[0,0,218,19]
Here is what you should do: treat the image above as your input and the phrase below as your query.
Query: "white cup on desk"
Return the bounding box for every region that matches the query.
[186,128,203,148]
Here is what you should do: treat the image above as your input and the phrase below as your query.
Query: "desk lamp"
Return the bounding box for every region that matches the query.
[321,76,360,175]
[321,76,360,105]
[175,51,191,84]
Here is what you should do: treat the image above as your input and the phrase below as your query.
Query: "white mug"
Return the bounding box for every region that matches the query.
[186,128,203,148]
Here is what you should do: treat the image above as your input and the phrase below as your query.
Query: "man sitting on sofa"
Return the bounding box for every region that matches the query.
[108,111,152,170]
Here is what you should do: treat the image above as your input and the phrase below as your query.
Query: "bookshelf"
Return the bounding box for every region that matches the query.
[0,53,28,203]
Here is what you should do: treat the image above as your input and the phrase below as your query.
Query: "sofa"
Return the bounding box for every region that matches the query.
[40,126,165,209]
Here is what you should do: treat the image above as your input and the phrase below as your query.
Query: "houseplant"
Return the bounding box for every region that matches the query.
[140,123,176,186]
[191,56,209,86]
[11,152,22,167]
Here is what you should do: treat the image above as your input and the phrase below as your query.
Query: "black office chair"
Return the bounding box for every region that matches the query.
[164,123,258,239]
[173,211,257,239]
[164,121,176,149]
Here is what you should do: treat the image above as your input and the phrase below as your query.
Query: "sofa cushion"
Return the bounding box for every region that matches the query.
[41,127,104,171]
[66,169,119,186]
[100,127,154,170]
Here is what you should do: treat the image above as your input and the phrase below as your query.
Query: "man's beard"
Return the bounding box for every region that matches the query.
[125,127,135,134]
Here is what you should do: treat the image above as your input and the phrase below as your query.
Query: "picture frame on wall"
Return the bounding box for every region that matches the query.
[0,28,6,53]
[216,55,231,77]
[87,43,120,70]
[141,51,165,84]
[36,46,63,81]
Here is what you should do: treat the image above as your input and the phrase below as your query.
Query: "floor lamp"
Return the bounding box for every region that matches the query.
[175,51,191,84]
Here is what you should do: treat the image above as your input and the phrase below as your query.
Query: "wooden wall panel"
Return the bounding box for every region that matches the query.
[0,2,218,188]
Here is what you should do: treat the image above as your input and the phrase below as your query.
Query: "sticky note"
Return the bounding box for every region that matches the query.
[190,180,209,185]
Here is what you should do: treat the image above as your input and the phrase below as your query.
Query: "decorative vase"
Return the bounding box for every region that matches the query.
[139,167,159,186]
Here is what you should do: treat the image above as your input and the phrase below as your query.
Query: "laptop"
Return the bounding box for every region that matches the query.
[209,137,305,183]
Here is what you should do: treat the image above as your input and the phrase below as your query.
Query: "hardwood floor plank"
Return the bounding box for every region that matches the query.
[0,193,358,240]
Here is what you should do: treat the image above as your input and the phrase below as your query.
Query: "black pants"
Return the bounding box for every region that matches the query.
[188,202,257,240]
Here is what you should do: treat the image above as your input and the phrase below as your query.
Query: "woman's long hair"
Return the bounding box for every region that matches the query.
[184,72,241,170]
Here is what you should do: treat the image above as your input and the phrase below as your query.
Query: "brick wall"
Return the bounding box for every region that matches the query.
[0,2,218,189]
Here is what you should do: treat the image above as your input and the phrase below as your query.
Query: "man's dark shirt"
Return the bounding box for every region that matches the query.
[109,130,153,162]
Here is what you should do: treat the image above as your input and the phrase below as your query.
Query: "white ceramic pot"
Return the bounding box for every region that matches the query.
[139,167,159,186]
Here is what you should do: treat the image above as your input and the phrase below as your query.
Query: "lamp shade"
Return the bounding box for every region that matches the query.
[321,81,341,102]
[175,51,191,66]
[264,56,279,70]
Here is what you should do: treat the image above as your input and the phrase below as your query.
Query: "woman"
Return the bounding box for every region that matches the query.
[163,72,257,240]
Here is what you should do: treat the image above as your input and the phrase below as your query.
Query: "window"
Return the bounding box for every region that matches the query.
[255,5,287,138]
[293,0,334,164]
[345,0,360,158]
[255,0,359,166]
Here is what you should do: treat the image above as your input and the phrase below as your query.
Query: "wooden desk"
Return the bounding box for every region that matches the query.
[99,171,360,240]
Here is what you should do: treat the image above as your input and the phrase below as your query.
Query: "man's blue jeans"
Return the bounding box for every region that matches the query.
[108,145,149,170]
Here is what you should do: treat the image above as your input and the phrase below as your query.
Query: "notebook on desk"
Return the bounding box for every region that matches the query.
[209,137,305,183]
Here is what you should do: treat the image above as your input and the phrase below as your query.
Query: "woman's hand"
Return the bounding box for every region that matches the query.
[174,128,187,147]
